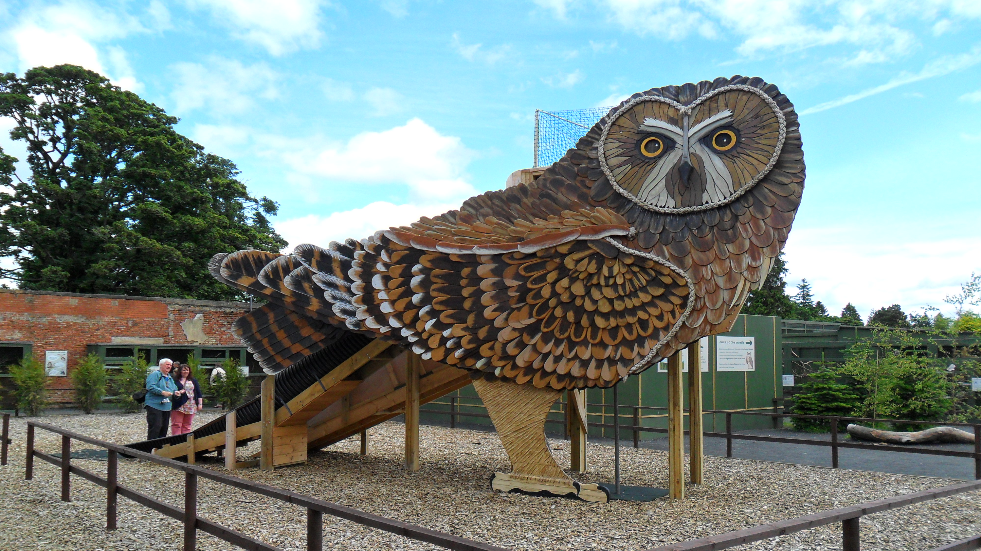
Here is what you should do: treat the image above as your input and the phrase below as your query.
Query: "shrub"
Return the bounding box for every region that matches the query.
[71,353,107,413]
[9,356,47,416]
[211,357,249,410]
[114,356,151,413]
[790,367,861,432]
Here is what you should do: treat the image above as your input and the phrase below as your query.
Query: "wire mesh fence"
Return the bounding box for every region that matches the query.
[534,106,613,167]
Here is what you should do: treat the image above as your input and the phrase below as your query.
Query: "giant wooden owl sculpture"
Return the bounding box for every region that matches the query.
[212,76,804,500]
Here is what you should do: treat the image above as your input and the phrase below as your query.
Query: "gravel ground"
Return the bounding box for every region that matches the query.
[1,411,978,551]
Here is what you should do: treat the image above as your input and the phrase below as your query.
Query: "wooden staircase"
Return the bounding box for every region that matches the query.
[130,337,473,467]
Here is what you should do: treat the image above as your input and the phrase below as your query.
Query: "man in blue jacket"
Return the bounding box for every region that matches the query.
[145,358,179,440]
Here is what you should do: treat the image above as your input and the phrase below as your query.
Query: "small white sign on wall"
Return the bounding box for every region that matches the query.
[717,336,756,372]
[45,350,68,377]
[657,337,709,372]
[782,374,795,387]
[972,378,981,392]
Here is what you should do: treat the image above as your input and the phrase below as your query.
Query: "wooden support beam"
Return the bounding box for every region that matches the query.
[405,353,421,472]
[225,410,237,471]
[688,343,704,485]
[260,375,275,471]
[360,430,368,456]
[567,389,587,473]
[186,433,195,466]
[667,351,684,500]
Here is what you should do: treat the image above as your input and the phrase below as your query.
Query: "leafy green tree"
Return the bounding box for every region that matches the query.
[790,366,861,432]
[952,311,981,334]
[868,304,910,328]
[945,272,980,316]
[840,303,863,326]
[113,355,150,413]
[211,357,250,410]
[0,65,286,300]
[9,356,47,416]
[71,353,107,413]
[743,253,797,318]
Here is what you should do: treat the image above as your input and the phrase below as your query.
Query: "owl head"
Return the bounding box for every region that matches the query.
[598,83,788,213]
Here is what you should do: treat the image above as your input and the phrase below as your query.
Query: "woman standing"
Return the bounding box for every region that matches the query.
[145,358,178,440]
[170,363,203,435]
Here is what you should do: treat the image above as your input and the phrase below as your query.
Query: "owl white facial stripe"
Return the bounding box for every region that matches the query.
[691,141,734,199]
[689,109,734,141]
[640,118,683,141]
[638,149,681,203]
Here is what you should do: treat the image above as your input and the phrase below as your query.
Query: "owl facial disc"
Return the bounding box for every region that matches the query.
[599,85,787,214]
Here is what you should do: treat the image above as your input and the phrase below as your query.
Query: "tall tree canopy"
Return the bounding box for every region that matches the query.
[0,65,286,300]
[868,304,911,328]
[742,253,798,319]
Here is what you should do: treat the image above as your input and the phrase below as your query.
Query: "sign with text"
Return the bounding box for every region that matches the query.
[656,337,709,373]
[782,374,795,387]
[45,350,68,377]
[973,378,981,392]
[716,336,756,372]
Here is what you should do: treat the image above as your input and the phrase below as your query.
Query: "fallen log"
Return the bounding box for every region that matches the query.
[846,424,976,445]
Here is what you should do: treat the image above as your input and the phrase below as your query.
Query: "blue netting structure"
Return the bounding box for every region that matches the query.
[534,106,613,167]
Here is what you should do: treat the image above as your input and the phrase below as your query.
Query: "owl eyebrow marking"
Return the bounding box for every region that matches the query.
[688,109,733,141]
[639,118,683,141]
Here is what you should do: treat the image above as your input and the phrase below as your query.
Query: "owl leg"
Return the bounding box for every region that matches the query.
[472,377,608,502]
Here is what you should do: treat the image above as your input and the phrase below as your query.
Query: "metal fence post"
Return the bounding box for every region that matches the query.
[184,472,197,551]
[633,407,641,449]
[307,508,323,551]
[772,400,780,430]
[1,413,9,466]
[726,412,733,458]
[831,418,839,469]
[61,435,71,502]
[107,450,118,530]
[25,423,33,480]
[974,424,980,481]
[842,517,860,551]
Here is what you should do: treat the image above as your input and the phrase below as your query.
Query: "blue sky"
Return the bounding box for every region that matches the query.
[0,0,979,319]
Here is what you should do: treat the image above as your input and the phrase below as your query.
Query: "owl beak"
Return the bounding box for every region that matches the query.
[678,160,693,184]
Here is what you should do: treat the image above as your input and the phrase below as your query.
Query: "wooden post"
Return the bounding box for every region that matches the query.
[1,413,8,466]
[667,351,684,500]
[61,435,71,502]
[568,389,587,473]
[974,425,980,480]
[831,417,839,469]
[184,472,197,551]
[307,508,323,551]
[25,423,33,480]
[726,412,733,458]
[186,433,196,466]
[688,343,704,485]
[260,375,275,471]
[224,409,237,471]
[360,430,367,456]
[405,353,420,472]
[107,449,118,530]
[842,517,860,551]
[449,396,457,429]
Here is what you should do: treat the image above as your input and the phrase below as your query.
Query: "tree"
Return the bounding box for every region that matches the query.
[9,356,47,416]
[71,353,107,413]
[868,304,910,328]
[0,65,286,300]
[840,303,863,326]
[790,367,862,432]
[743,253,797,318]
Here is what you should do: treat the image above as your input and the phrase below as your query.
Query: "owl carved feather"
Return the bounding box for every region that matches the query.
[211,75,804,392]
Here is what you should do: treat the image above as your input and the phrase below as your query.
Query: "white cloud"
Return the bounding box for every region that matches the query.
[364,87,403,117]
[7,1,145,87]
[450,33,514,64]
[188,124,254,159]
[588,39,617,53]
[275,200,461,251]
[596,91,630,108]
[377,0,410,17]
[322,79,355,102]
[542,69,584,88]
[603,0,715,41]
[534,0,572,19]
[961,89,981,103]
[184,0,327,56]
[800,44,981,115]
[784,225,981,318]
[269,118,478,203]
[169,57,279,116]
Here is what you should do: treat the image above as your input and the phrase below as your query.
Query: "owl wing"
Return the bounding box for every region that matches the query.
[294,208,693,390]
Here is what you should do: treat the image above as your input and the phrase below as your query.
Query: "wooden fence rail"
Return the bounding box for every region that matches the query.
[420,399,981,480]
[643,478,981,551]
[22,421,507,551]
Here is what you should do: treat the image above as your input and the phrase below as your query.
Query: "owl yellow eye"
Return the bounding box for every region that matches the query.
[712,129,737,151]
[639,136,665,158]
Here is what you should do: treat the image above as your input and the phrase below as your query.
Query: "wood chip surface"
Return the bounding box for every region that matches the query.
[1,411,977,550]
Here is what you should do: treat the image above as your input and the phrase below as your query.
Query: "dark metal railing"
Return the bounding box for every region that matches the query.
[421,398,981,479]
[643,478,981,551]
[22,421,506,551]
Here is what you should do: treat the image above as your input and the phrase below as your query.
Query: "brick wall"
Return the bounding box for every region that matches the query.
[0,290,250,404]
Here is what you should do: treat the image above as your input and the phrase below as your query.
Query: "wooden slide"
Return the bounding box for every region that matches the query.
[126,334,473,467]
